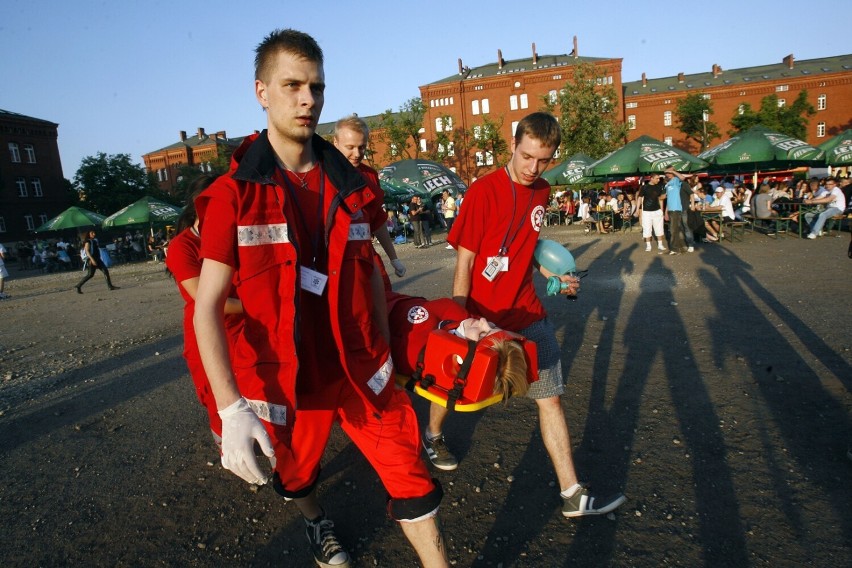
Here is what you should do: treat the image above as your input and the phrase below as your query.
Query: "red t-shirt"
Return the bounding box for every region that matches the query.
[387,293,470,376]
[165,228,242,359]
[448,167,549,331]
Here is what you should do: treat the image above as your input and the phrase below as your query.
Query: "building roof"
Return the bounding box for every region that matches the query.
[145,132,242,155]
[428,53,614,86]
[623,54,852,97]
[0,108,58,127]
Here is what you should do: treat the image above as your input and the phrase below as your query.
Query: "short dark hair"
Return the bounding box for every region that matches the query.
[513,112,561,149]
[255,29,323,82]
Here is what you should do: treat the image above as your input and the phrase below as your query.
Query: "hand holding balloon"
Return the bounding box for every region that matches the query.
[533,240,583,297]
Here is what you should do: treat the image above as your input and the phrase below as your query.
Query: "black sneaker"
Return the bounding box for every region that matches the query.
[423,434,458,471]
[305,513,350,568]
[561,486,626,518]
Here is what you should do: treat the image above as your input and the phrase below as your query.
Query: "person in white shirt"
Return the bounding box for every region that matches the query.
[703,186,736,242]
[803,177,846,239]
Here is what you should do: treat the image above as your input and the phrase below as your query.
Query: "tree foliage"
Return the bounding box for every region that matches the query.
[542,62,628,159]
[376,97,426,161]
[171,148,233,202]
[674,93,720,152]
[729,91,815,139]
[470,114,510,178]
[73,152,173,214]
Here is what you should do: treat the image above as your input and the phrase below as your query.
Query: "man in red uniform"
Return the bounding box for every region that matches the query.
[433,112,626,518]
[332,114,406,277]
[194,29,447,568]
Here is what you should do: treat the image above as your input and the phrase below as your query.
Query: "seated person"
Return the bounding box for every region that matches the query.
[387,291,531,404]
[703,186,736,242]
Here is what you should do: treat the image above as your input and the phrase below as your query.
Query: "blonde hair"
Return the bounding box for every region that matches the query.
[489,339,529,403]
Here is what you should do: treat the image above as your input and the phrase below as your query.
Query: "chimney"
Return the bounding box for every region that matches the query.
[497,49,504,69]
[783,53,795,69]
[678,72,685,83]
[458,58,463,75]
[573,35,578,58]
[197,127,206,139]
[642,72,647,87]
[712,64,722,78]
[179,130,187,142]
[532,42,538,65]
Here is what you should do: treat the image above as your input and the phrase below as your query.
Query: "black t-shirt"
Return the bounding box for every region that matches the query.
[640,183,663,212]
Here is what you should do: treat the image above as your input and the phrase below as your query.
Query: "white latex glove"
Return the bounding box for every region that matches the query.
[391,258,407,277]
[217,397,275,485]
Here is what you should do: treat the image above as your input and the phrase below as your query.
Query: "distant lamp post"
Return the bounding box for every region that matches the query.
[701,110,710,152]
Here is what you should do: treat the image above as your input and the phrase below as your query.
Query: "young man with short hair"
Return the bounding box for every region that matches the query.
[436,112,626,518]
[639,173,666,252]
[194,29,447,568]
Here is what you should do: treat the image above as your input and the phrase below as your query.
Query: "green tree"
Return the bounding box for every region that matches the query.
[376,97,426,161]
[425,114,455,163]
[73,152,172,214]
[674,92,720,152]
[470,115,510,178]
[172,148,233,202]
[542,62,628,159]
[729,91,816,139]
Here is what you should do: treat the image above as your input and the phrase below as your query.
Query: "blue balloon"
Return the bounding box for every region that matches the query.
[533,239,576,275]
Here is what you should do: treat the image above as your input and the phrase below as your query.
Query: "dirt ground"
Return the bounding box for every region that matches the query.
[1,224,850,567]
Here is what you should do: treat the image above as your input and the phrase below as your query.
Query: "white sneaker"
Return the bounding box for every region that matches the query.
[445,244,453,249]
[658,246,666,251]
[687,247,694,253]
[807,233,817,239]
[645,245,651,252]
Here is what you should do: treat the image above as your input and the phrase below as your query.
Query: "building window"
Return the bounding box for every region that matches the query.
[450,97,454,105]
[473,125,481,140]
[664,99,671,105]
[24,215,35,231]
[776,85,789,92]
[31,178,43,197]
[817,94,826,110]
[0,217,6,232]
[548,90,558,104]
[625,102,638,109]
[485,151,494,166]
[23,144,36,163]
[447,141,455,157]
[520,94,529,109]
[552,74,562,80]
[390,143,399,157]
[702,94,711,100]
[475,151,493,166]
[38,213,48,226]
[664,136,673,146]
[509,95,518,111]
[8,142,21,163]
[777,99,786,108]
[430,100,435,108]
[738,104,745,115]
[663,111,672,126]
[627,115,636,130]
[817,122,826,137]
[481,98,489,114]
[435,117,444,132]
[16,177,28,197]
[471,100,480,115]
[475,151,485,166]
[419,139,427,152]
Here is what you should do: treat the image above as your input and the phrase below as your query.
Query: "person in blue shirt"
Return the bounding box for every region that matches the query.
[663,167,696,254]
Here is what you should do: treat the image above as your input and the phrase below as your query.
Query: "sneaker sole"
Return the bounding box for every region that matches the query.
[563,493,627,518]
[422,441,459,471]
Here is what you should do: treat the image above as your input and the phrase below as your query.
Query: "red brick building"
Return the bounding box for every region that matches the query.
[142,128,242,194]
[0,109,67,244]
[623,53,852,154]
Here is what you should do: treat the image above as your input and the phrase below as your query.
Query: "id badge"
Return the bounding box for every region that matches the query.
[300,266,328,295]
[482,256,509,282]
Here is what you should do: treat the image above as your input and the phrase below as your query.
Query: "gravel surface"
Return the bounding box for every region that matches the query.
[1,225,850,567]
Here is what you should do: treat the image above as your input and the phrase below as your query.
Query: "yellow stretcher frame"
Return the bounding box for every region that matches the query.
[395,374,504,412]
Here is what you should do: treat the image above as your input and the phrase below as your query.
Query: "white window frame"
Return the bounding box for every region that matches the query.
[776,85,789,92]
[8,142,21,163]
[738,104,745,115]
[419,138,427,152]
[520,94,529,109]
[435,117,444,132]
[485,151,494,166]
[38,213,48,226]
[627,115,636,130]
[31,177,43,197]
[24,214,35,231]
[817,94,826,110]
[777,99,786,108]
[664,136,673,146]
[509,95,518,111]
[447,141,455,157]
[23,144,36,163]
[817,122,826,137]
[471,100,480,115]
[475,151,485,166]
[548,90,558,104]
[663,111,672,126]
[16,177,28,197]
[481,98,490,114]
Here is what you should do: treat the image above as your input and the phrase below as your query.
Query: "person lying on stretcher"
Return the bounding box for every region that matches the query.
[387,291,537,407]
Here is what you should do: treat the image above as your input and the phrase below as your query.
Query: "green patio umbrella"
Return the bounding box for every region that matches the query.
[34,206,106,232]
[817,129,852,166]
[379,159,466,198]
[541,153,596,185]
[102,196,182,229]
[698,125,825,173]
[380,179,428,206]
[584,136,708,179]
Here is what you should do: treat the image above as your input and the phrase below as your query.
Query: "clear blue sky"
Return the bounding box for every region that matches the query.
[2,0,847,178]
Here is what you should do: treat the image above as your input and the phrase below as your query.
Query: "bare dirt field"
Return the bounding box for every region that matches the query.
[1,224,850,567]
